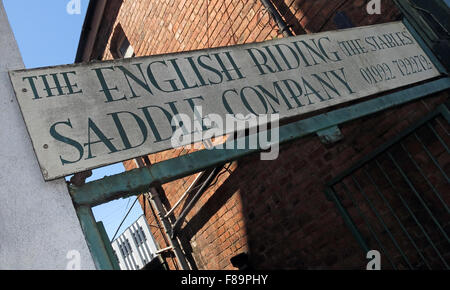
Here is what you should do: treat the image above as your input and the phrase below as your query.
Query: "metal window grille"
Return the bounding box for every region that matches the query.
[326,105,450,269]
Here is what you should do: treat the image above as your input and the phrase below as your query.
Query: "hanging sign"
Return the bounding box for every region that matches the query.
[9,21,440,180]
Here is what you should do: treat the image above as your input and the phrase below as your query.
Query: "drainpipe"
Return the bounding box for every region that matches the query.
[135,158,190,270]
[260,0,293,37]
[75,0,107,62]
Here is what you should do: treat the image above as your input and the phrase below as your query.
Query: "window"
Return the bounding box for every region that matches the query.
[110,23,135,59]
[132,231,141,247]
[118,36,135,58]
[132,232,138,245]
[138,226,147,242]
[125,239,132,255]
[132,227,147,247]
[113,250,119,262]
[119,244,126,257]
[119,239,133,258]
[326,105,450,269]
[399,0,450,70]
[410,0,450,39]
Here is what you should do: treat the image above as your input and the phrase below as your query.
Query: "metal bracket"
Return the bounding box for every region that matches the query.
[69,170,92,186]
[317,125,344,145]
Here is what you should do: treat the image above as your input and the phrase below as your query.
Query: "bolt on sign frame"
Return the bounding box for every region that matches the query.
[66,11,450,269]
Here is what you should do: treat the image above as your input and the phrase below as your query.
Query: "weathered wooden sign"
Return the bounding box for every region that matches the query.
[9,21,440,180]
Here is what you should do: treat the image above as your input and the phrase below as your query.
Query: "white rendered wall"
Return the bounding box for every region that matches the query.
[0,1,95,270]
[111,215,158,270]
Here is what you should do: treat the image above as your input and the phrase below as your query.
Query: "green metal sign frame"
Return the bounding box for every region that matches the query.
[68,17,450,270]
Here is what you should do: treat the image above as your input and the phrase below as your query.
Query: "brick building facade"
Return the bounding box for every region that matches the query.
[77,0,449,270]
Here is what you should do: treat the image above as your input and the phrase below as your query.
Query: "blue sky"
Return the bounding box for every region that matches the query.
[3,0,143,240]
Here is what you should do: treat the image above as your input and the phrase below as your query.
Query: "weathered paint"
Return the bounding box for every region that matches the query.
[75,206,117,270]
[9,21,441,180]
[96,221,121,270]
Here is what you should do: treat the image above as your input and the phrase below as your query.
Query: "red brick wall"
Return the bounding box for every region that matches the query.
[90,0,449,269]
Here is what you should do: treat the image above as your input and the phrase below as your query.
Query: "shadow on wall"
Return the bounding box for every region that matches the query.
[172,0,403,270]
[177,141,365,269]
[271,0,401,34]
[272,0,308,34]
[110,23,129,59]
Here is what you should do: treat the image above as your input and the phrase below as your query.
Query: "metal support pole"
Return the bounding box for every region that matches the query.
[165,172,204,218]
[147,187,190,270]
[325,188,370,253]
[171,167,222,237]
[75,206,120,270]
[135,157,190,270]
[260,0,294,37]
